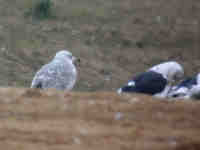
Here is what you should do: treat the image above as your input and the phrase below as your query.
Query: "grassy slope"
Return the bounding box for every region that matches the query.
[0,0,200,91]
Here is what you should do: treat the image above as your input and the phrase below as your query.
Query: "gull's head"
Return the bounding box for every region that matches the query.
[54,50,77,64]
[167,61,184,82]
[149,61,184,83]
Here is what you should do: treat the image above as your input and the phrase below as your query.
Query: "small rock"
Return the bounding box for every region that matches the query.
[1,47,6,52]
[73,137,81,144]
[115,112,123,120]
[129,97,139,103]
[104,75,111,81]
[88,100,95,105]
[156,16,161,23]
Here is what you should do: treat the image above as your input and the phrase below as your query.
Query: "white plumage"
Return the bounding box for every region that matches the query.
[168,73,200,99]
[31,50,77,91]
[148,61,184,83]
[118,61,184,98]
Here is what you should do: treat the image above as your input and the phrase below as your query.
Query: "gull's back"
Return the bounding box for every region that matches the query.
[31,51,77,91]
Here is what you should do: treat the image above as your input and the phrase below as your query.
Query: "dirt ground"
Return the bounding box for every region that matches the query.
[0,88,199,149]
[0,88,200,150]
[0,0,200,91]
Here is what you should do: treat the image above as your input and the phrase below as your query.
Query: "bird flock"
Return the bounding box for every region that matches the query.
[31,50,200,100]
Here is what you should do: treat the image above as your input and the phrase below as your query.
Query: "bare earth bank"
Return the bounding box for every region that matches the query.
[0,88,199,150]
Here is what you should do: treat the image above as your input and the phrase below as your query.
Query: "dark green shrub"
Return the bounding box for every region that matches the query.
[25,0,53,20]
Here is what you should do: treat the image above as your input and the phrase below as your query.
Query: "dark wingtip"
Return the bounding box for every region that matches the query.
[35,82,42,89]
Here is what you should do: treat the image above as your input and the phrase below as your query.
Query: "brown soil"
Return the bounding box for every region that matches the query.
[0,88,199,149]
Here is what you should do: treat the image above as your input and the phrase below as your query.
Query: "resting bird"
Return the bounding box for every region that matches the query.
[117,61,184,98]
[168,73,200,99]
[31,50,77,91]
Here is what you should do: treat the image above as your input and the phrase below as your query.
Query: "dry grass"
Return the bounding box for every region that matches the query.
[0,0,200,91]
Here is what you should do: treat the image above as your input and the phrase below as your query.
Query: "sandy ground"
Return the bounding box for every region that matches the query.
[0,88,199,149]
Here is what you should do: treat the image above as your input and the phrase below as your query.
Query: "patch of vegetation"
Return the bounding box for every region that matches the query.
[24,0,54,20]
[137,31,161,48]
